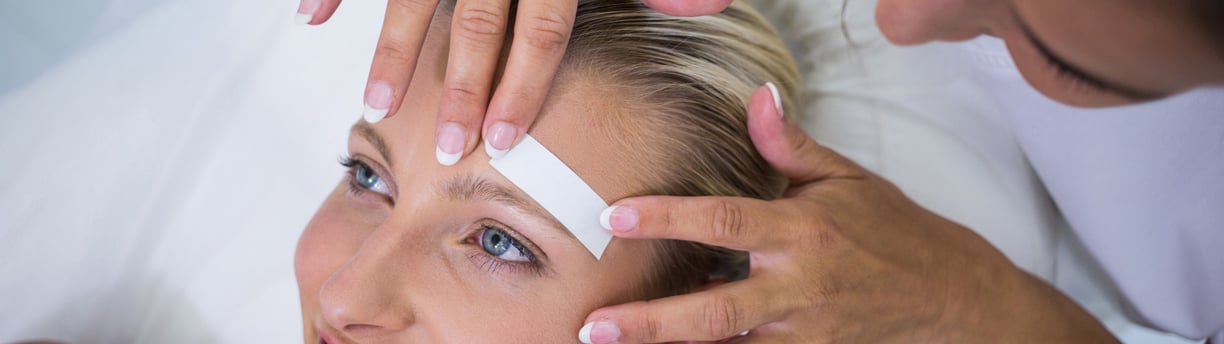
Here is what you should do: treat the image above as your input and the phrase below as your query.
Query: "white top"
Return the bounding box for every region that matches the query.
[964,37,1224,342]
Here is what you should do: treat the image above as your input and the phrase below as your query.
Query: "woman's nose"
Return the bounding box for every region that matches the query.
[318,248,416,335]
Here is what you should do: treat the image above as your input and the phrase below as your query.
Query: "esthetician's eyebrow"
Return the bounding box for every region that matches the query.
[350,121,394,167]
[441,174,572,241]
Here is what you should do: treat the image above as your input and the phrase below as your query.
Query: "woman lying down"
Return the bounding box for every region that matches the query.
[295,0,801,342]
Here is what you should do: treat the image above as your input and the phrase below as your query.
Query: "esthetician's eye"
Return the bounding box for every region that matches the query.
[1041,49,1108,93]
[340,156,392,197]
[480,226,533,262]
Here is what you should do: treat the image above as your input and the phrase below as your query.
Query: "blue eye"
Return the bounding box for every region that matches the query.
[352,162,391,196]
[480,227,532,262]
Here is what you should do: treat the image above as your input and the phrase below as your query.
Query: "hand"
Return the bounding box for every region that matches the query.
[295,0,733,166]
[579,85,1118,343]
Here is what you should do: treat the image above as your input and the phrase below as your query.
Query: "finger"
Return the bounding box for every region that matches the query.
[363,0,441,123]
[639,0,733,16]
[600,195,800,250]
[296,0,341,25]
[295,0,318,25]
[581,281,788,344]
[435,0,512,166]
[747,83,865,184]
[481,0,576,159]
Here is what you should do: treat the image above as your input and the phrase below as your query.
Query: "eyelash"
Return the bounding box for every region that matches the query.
[339,155,392,203]
[466,222,546,276]
[339,155,359,195]
[339,155,546,276]
[1035,45,1108,91]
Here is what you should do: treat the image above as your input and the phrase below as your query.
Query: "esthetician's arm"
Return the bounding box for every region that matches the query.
[578,86,1118,343]
[295,0,729,164]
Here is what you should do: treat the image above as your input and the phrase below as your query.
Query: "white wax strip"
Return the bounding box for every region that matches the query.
[490,135,612,260]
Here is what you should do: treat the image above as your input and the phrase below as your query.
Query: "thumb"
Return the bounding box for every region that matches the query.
[747,83,864,184]
[579,282,778,344]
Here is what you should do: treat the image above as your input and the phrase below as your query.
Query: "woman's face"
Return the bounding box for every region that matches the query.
[295,21,663,343]
[876,0,1224,107]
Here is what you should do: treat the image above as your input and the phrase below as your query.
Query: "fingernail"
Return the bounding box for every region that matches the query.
[484,121,517,159]
[363,81,393,123]
[765,82,784,118]
[599,206,637,232]
[578,321,620,344]
[295,0,320,25]
[436,122,465,166]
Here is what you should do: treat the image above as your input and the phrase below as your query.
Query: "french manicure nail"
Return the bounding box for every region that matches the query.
[484,121,517,159]
[599,206,637,232]
[436,122,465,166]
[765,82,784,118]
[578,322,594,344]
[599,206,616,231]
[578,321,620,344]
[294,13,312,26]
[364,81,393,123]
[295,0,320,25]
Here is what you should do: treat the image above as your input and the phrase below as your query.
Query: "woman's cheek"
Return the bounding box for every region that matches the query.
[296,185,374,294]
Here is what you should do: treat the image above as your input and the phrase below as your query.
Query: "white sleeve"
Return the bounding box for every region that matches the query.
[963,36,1224,341]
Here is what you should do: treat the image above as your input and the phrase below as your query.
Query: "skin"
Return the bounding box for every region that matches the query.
[294,19,670,343]
[876,0,1224,107]
[296,0,729,166]
[300,0,1224,342]
[579,88,1118,343]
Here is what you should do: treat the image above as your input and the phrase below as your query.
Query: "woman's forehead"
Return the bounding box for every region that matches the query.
[404,13,664,205]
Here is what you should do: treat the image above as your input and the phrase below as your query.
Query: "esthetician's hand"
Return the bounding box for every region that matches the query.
[295,0,732,165]
[579,86,1119,343]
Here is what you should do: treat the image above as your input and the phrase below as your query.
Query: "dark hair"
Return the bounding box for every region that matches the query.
[1191,0,1224,53]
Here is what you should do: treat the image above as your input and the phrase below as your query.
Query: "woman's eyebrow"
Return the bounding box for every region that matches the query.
[350,121,394,167]
[440,173,573,241]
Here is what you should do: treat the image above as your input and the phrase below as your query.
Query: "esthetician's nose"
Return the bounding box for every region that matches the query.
[319,242,416,335]
[875,0,1000,45]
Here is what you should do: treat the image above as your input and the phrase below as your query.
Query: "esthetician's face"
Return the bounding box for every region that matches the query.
[294,19,661,343]
[876,0,1224,107]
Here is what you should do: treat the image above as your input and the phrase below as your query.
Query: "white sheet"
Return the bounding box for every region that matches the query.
[0,0,1189,342]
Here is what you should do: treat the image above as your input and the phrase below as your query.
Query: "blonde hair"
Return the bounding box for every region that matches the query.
[556,0,802,296]
[438,0,802,296]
